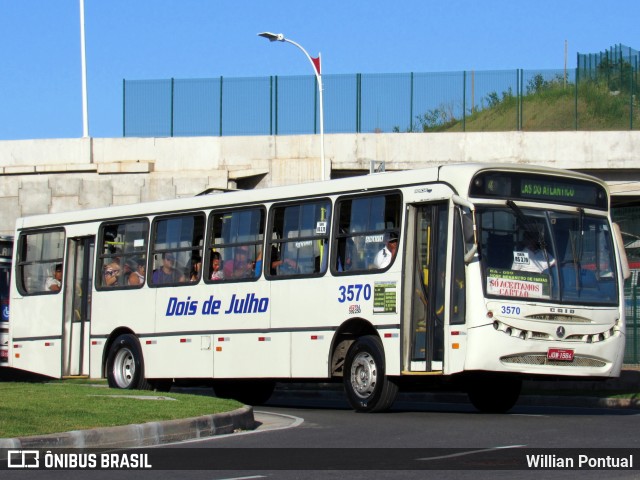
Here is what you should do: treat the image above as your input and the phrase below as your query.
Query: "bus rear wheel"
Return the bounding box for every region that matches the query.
[106,334,151,390]
[344,335,398,413]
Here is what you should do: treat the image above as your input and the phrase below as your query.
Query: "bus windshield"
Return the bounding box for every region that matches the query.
[478,205,617,305]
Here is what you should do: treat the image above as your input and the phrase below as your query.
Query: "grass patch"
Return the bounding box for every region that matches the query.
[0,381,242,439]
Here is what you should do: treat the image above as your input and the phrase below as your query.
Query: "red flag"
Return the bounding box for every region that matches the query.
[311,54,321,75]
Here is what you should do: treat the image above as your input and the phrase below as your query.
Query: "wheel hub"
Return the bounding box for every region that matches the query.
[113,347,135,388]
[350,351,378,399]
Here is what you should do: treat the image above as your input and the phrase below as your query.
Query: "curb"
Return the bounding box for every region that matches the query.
[0,406,255,451]
[271,388,640,410]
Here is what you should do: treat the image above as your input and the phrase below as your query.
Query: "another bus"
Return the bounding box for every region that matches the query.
[6,164,628,412]
[0,236,13,365]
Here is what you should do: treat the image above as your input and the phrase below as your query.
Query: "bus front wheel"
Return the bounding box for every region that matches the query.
[344,335,398,413]
[106,334,151,390]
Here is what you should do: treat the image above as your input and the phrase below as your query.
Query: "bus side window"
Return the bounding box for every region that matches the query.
[150,214,204,287]
[333,192,402,274]
[207,207,265,283]
[267,200,331,278]
[97,220,149,290]
[16,230,65,296]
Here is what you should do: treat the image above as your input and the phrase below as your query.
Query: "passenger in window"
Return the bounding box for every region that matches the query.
[210,251,225,280]
[124,258,137,283]
[121,253,134,279]
[102,262,121,287]
[254,248,263,278]
[110,248,123,267]
[271,245,297,275]
[511,231,556,273]
[127,258,145,286]
[269,245,281,275]
[152,252,185,284]
[373,232,399,269]
[45,263,63,292]
[223,246,254,279]
[189,254,202,282]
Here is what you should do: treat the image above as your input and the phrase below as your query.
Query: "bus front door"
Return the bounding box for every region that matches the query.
[404,203,448,372]
[62,236,95,377]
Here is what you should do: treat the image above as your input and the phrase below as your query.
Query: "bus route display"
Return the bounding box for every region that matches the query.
[469,171,608,210]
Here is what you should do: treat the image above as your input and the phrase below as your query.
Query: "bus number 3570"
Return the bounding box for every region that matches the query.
[338,284,372,303]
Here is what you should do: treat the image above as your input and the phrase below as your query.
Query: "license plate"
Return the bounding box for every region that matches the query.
[547,348,574,362]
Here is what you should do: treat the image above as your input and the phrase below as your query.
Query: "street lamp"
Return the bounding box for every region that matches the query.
[79,0,89,138]
[258,32,327,180]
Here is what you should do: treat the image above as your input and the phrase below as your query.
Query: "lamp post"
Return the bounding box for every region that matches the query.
[79,0,89,138]
[258,32,326,180]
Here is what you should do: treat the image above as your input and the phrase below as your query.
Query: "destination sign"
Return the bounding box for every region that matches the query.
[469,171,607,209]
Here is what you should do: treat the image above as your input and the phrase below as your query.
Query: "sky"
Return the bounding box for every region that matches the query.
[0,0,638,140]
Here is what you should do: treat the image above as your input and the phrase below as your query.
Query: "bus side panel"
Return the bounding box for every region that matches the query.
[213,332,291,378]
[271,277,332,378]
[89,339,105,379]
[152,282,277,379]
[143,334,214,379]
[10,295,63,378]
[90,288,157,377]
[291,330,332,377]
[443,326,468,375]
[380,329,401,376]
[273,274,403,377]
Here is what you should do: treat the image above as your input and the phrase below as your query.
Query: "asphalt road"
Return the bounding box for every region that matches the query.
[5,390,639,480]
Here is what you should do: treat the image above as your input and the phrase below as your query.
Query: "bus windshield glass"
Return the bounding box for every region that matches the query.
[478,205,617,305]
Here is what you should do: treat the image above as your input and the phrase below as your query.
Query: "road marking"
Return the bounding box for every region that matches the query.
[417,445,526,461]
[218,476,267,480]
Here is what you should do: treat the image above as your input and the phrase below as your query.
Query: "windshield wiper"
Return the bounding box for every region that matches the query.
[506,200,546,248]
[568,208,585,291]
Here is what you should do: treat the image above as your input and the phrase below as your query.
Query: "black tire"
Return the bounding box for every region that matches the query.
[343,335,398,413]
[106,334,152,390]
[467,373,522,413]
[213,379,276,405]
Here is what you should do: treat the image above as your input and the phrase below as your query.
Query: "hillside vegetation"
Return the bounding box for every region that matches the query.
[412,73,640,133]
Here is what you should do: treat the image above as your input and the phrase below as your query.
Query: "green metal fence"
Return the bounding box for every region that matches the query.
[578,44,639,90]
[123,64,639,137]
[624,284,640,365]
[613,206,640,365]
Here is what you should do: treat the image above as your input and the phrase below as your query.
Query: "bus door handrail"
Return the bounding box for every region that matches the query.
[452,195,477,264]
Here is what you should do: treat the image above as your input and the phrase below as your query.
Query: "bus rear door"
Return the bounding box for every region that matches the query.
[62,236,94,377]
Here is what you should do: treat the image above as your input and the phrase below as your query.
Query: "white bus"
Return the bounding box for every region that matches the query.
[6,163,629,412]
[0,236,13,365]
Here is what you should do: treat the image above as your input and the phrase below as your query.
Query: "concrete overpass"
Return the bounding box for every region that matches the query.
[0,131,639,236]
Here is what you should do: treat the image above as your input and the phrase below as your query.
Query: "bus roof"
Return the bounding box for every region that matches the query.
[16,163,607,230]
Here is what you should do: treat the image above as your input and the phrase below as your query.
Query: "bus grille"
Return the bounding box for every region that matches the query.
[500,354,606,368]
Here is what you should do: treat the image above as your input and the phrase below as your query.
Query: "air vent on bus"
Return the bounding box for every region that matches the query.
[500,354,607,368]
[525,314,591,323]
